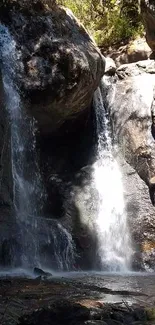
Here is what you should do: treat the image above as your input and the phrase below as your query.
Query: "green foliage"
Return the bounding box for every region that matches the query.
[58,0,144,47]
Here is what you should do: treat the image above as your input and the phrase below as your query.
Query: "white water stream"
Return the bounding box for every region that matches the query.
[0,25,43,267]
[93,84,132,272]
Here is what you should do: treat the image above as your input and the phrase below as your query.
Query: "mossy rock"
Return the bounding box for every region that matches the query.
[145,307,155,320]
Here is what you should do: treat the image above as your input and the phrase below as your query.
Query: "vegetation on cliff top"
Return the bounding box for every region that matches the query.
[58,0,144,47]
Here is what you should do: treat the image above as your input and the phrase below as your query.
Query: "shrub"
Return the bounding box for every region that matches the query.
[57,0,144,47]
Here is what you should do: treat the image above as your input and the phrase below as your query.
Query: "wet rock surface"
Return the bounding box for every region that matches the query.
[104,60,155,188]
[0,76,17,265]
[0,273,154,325]
[19,301,147,325]
[113,60,155,186]
[103,60,155,269]
[33,267,52,277]
[104,58,116,76]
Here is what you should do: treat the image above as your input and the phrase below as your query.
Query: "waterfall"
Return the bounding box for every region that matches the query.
[93,82,132,272]
[0,24,132,273]
[0,25,75,271]
[0,25,44,268]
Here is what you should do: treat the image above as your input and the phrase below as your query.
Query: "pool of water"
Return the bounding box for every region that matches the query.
[0,269,155,306]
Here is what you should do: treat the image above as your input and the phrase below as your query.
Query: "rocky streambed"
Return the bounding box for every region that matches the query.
[0,272,155,325]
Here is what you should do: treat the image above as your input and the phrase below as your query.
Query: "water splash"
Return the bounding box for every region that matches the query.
[93,83,132,272]
[0,25,75,271]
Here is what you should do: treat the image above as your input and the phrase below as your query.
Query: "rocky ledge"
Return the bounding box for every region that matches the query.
[0,276,153,325]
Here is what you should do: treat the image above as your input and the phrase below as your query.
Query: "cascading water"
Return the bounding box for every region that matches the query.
[0,25,75,271]
[93,82,132,272]
[0,25,44,268]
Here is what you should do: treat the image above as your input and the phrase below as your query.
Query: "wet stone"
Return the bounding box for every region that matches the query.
[33,267,52,277]
[85,321,108,325]
[103,321,123,325]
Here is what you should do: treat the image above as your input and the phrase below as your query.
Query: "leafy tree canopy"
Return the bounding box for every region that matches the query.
[58,0,143,46]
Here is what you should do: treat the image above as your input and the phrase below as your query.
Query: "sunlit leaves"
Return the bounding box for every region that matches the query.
[57,0,143,46]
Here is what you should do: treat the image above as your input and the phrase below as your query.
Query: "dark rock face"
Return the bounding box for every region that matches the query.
[39,106,99,270]
[0,74,17,266]
[0,76,12,213]
[0,0,105,135]
[120,157,155,271]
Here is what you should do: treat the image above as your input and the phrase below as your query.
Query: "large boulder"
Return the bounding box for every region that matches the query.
[102,37,152,67]
[0,0,105,135]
